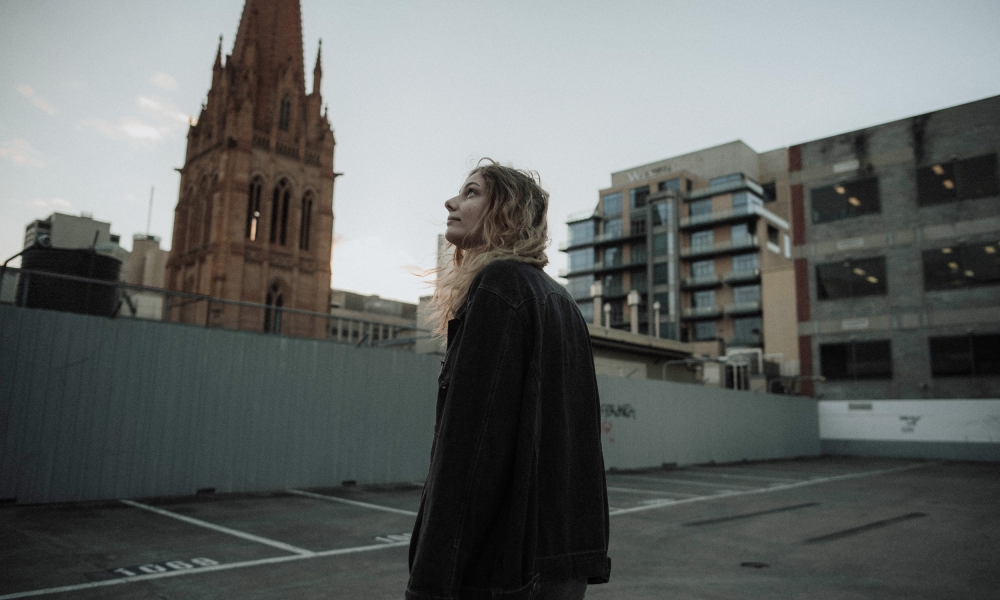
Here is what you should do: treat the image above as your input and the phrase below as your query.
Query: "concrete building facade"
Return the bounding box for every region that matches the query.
[165,0,336,338]
[792,95,1000,400]
[562,141,798,388]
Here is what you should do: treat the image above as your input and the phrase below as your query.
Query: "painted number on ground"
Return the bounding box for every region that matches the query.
[109,557,219,578]
[375,533,411,544]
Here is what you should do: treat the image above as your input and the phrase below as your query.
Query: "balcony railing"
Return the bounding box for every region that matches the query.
[724,301,762,316]
[680,235,759,258]
[723,269,761,284]
[566,209,596,224]
[726,334,763,348]
[681,305,723,320]
[681,274,721,289]
[679,204,758,228]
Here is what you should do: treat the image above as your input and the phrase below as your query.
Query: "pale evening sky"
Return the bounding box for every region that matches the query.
[1,1,998,303]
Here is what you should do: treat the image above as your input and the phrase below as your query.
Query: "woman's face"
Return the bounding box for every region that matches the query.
[444,171,488,249]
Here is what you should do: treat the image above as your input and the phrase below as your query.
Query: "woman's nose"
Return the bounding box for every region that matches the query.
[444,196,457,211]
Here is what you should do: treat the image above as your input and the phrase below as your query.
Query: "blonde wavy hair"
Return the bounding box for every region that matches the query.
[428,159,549,338]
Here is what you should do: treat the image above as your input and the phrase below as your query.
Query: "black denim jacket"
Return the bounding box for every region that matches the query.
[406,260,611,600]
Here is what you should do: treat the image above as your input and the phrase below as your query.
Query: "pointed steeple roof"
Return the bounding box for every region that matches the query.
[312,39,322,96]
[229,0,305,130]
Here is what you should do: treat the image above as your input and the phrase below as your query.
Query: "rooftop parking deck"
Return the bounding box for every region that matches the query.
[1,456,997,599]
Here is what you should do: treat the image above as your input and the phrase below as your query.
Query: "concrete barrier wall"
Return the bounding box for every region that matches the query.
[597,376,821,470]
[0,305,821,504]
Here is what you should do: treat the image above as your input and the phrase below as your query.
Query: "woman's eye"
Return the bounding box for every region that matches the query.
[466,189,477,197]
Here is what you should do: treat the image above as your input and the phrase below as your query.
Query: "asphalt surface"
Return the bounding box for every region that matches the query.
[1,456,997,599]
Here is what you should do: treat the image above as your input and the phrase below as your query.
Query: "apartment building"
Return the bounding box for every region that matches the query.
[792,95,1000,400]
[562,141,799,385]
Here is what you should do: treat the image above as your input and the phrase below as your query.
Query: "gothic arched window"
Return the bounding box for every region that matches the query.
[299,191,313,250]
[269,179,291,245]
[264,283,284,334]
[278,95,291,131]
[245,176,263,240]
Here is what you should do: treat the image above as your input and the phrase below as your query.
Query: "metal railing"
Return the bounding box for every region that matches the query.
[681,305,723,319]
[681,274,721,288]
[680,235,759,258]
[724,301,763,316]
[0,267,429,348]
[723,269,761,284]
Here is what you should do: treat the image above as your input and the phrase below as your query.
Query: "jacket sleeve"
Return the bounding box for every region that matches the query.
[406,285,532,599]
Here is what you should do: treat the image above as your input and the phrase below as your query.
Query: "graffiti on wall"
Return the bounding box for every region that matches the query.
[601,403,636,444]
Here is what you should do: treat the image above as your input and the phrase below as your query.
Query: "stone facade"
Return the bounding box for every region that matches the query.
[165,0,335,338]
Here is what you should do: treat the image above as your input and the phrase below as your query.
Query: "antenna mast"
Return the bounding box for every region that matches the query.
[146,186,154,236]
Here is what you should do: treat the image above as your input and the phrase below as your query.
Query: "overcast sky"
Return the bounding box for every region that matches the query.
[2,1,998,303]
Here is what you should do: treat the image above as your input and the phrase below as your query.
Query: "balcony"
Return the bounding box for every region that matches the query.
[681,305,723,320]
[559,260,602,278]
[566,210,596,224]
[679,204,758,229]
[686,176,764,201]
[681,274,722,289]
[726,334,763,348]
[723,269,761,285]
[559,237,595,252]
[680,235,759,259]
[724,301,762,316]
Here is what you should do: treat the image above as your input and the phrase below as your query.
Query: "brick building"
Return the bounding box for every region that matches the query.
[791,95,1000,399]
[166,0,336,337]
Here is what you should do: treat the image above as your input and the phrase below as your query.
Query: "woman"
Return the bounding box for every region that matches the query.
[406,160,610,600]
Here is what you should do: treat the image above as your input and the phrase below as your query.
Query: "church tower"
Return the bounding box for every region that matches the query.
[165,0,335,337]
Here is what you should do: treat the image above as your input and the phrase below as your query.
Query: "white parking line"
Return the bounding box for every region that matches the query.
[606,486,702,498]
[615,475,755,490]
[287,489,418,517]
[609,462,935,516]
[0,540,410,600]
[120,500,314,556]
[684,469,805,482]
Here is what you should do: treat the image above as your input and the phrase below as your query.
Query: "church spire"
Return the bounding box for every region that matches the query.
[312,39,322,96]
[214,35,223,70]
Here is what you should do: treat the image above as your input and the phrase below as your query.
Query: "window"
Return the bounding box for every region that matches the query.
[731,223,752,245]
[660,322,677,340]
[923,242,1000,290]
[653,262,669,284]
[767,224,780,246]
[658,178,680,192]
[603,218,622,239]
[693,289,715,308]
[577,302,594,323]
[653,232,669,256]
[603,273,623,296]
[732,191,762,213]
[604,246,622,267]
[630,242,646,265]
[732,253,759,273]
[732,284,761,304]
[811,177,881,223]
[761,182,777,202]
[733,317,762,342]
[651,201,670,226]
[689,199,712,218]
[602,192,622,216]
[631,270,647,293]
[568,248,594,272]
[279,95,291,131]
[917,153,999,206]
[816,256,887,300]
[270,179,292,245]
[820,340,893,380]
[929,334,1000,377]
[692,260,714,278]
[630,185,650,209]
[264,283,284,334]
[630,216,647,236]
[694,321,717,341]
[691,229,713,250]
[609,301,624,324]
[654,292,670,315]
[299,191,313,250]
[710,173,742,189]
[245,176,263,240]
[568,220,596,245]
[567,276,592,300]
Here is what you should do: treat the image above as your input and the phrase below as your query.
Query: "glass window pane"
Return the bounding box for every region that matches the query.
[916,162,958,206]
[853,340,892,379]
[960,242,1000,286]
[604,246,621,267]
[710,173,742,189]
[602,193,622,216]
[689,199,712,217]
[922,246,965,290]
[630,217,647,236]
[631,270,647,292]
[732,253,759,273]
[691,230,713,249]
[653,263,669,284]
[630,242,647,265]
[929,336,973,377]
[651,201,668,226]
[692,260,714,277]
[973,333,1000,375]
[630,186,650,209]
[567,276,593,300]
[653,233,669,256]
[816,256,887,299]
[569,220,596,245]
[693,289,715,307]
[658,178,680,192]
[811,177,881,224]
[694,321,717,341]
[820,344,851,380]
[577,302,594,323]
[956,153,999,200]
[733,316,762,339]
[568,248,594,272]
[604,218,622,238]
[732,284,761,304]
